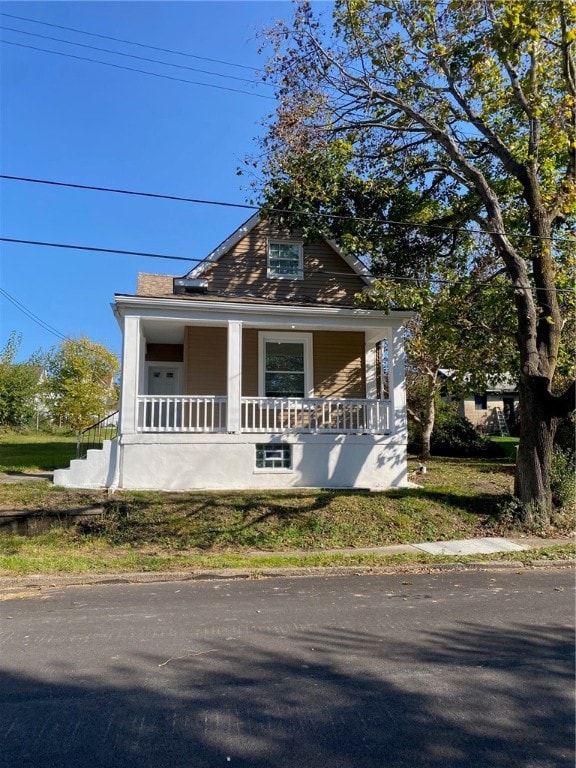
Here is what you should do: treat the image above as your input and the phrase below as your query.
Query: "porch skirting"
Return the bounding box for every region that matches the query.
[116,432,408,491]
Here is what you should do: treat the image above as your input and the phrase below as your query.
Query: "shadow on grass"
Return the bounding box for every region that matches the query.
[80,490,342,550]
[73,483,502,552]
[385,486,507,518]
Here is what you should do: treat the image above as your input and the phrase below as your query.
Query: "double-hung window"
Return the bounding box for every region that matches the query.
[259,332,313,398]
[267,241,303,279]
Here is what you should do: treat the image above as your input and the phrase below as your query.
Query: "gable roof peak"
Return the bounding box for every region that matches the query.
[185,210,373,285]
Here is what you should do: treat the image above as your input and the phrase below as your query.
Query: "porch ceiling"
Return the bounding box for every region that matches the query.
[140,321,185,344]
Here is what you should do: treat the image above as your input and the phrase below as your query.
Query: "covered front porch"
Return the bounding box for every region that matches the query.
[117,298,408,439]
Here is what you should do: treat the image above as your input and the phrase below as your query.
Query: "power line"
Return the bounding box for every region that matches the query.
[0,237,201,263]
[0,40,276,101]
[1,236,573,295]
[0,11,259,72]
[1,173,573,245]
[0,175,257,211]
[0,25,274,90]
[0,287,67,340]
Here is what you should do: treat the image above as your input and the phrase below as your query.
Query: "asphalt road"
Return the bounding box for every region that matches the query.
[1,569,574,768]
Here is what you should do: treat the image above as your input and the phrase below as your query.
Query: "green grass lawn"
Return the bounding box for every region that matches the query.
[0,432,77,473]
[489,436,520,459]
[0,434,573,575]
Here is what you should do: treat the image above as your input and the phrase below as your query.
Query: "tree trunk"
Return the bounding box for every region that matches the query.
[419,372,437,461]
[514,377,561,526]
[420,407,434,461]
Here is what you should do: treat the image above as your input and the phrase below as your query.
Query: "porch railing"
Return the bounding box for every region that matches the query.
[76,411,119,459]
[136,396,391,435]
[242,397,391,434]
[137,396,227,432]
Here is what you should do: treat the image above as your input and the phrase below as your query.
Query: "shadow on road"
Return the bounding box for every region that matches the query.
[1,621,573,767]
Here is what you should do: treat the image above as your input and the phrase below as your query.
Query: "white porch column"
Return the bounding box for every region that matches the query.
[118,315,143,434]
[390,325,407,437]
[227,320,243,433]
[364,334,378,399]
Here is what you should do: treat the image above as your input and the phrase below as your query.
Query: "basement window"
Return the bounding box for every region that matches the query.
[255,443,292,470]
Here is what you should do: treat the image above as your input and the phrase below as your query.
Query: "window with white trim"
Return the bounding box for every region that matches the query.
[259,332,313,398]
[267,241,303,279]
[256,443,292,469]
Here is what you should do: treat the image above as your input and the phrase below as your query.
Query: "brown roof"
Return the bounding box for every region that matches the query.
[126,281,368,308]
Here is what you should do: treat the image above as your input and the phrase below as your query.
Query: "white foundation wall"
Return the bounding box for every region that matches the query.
[117,434,408,491]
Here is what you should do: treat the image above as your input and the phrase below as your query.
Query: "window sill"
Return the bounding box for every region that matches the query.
[266,273,304,281]
[253,468,294,474]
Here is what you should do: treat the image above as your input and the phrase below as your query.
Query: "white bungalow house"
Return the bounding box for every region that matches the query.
[54,213,412,490]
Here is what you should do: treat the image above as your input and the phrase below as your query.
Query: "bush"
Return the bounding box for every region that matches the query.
[554,415,575,453]
[408,402,491,458]
[431,409,491,457]
[550,446,576,511]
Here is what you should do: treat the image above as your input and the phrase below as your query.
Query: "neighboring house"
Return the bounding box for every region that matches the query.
[54,213,412,490]
[459,384,519,435]
[439,371,519,435]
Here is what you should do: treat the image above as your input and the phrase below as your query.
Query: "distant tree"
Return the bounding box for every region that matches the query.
[45,337,119,431]
[0,332,44,429]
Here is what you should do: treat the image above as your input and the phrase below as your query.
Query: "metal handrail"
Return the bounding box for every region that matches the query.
[76,411,119,459]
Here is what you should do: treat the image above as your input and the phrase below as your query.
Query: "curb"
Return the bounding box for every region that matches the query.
[0,558,573,595]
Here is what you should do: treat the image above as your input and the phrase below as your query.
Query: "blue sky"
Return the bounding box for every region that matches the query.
[0,1,315,362]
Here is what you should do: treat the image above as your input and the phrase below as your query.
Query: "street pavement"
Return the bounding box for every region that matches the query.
[0,568,574,768]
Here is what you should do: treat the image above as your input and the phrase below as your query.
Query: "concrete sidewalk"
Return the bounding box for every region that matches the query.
[239,535,573,559]
[0,535,572,595]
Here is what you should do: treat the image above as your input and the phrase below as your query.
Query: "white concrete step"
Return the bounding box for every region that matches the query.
[53,439,118,489]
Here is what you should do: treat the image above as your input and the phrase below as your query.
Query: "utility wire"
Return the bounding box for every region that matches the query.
[0,237,201,263]
[0,25,274,89]
[0,175,257,211]
[1,236,574,294]
[0,40,276,101]
[0,287,67,340]
[1,173,573,245]
[0,11,259,72]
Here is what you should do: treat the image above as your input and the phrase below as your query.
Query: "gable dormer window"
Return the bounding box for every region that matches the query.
[267,241,303,279]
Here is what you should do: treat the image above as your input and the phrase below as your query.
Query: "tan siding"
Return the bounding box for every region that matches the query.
[201,219,366,305]
[313,332,365,398]
[242,329,258,396]
[145,344,183,362]
[184,327,227,395]
[181,327,365,398]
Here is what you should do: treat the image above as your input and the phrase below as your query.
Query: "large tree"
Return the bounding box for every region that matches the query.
[248,141,517,460]
[258,0,576,524]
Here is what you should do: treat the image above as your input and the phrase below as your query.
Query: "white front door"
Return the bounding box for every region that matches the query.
[145,365,182,429]
[147,366,180,395]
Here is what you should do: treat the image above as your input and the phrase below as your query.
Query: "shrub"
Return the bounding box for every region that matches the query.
[429,404,491,458]
[554,415,575,453]
[550,446,576,511]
